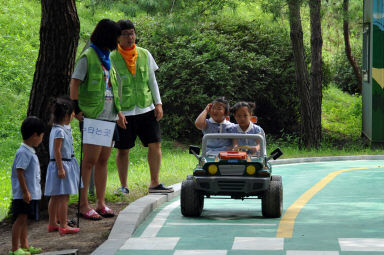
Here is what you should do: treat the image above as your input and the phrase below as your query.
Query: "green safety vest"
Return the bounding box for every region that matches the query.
[77,48,121,119]
[110,47,153,111]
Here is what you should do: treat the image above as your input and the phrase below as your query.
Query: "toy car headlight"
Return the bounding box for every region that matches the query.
[208,164,218,175]
[246,165,256,175]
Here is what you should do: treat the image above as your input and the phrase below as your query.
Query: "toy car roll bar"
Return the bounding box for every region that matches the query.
[200,133,267,158]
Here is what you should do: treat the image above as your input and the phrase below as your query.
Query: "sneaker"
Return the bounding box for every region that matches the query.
[117,186,129,194]
[148,184,174,193]
[9,248,30,255]
[22,246,42,254]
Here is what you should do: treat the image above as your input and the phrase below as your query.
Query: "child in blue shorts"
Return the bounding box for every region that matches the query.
[11,116,44,255]
[230,101,266,156]
[195,97,234,154]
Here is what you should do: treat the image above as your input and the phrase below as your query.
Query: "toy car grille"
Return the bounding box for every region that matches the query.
[219,165,245,175]
[217,180,245,190]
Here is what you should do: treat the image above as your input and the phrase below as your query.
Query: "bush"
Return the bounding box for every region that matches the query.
[137,16,299,141]
[333,44,362,95]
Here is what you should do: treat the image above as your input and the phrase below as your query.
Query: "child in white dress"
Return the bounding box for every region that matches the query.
[44,96,81,235]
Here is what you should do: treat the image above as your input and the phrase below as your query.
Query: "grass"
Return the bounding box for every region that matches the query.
[322,84,362,141]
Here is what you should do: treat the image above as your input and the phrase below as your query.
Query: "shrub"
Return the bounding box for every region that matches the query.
[333,44,362,95]
[137,16,299,141]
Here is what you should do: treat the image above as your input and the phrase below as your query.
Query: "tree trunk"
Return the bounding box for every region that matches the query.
[287,0,322,148]
[27,0,80,208]
[343,0,362,93]
[308,0,322,148]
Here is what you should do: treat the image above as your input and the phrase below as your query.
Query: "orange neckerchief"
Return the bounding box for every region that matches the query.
[118,44,138,75]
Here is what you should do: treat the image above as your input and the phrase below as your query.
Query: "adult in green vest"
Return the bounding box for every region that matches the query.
[70,19,127,220]
[111,20,173,194]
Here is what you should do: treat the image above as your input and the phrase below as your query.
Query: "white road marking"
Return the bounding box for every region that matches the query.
[232,237,284,250]
[167,222,276,226]
[121,237,180,250]
[287,251,339,255]
[174,250,227,255]
[339,238,384,251]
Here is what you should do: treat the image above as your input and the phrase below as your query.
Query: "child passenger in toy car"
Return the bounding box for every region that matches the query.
[195,97,234,154]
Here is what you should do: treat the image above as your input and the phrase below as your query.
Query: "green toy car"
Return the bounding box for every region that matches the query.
[180,133,283,218]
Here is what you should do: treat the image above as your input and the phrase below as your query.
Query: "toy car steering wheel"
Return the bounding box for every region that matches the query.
[233,145,253,152]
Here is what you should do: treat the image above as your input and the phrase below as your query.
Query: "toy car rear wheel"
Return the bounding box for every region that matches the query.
[262,176,283,218]
[181,179,204,217]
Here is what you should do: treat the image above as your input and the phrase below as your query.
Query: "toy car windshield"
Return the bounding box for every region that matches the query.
[202,133,267,158]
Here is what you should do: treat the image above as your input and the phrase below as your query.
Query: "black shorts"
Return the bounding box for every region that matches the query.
[12,199,39,222]
[115,110,161,149]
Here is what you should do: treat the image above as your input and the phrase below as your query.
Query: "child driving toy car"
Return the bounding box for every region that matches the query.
[230,101,266,156]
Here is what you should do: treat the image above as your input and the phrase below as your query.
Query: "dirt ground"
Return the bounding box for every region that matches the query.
[0,201,129,255]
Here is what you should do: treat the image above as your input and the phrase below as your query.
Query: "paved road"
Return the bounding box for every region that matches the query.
[94,158,384,255]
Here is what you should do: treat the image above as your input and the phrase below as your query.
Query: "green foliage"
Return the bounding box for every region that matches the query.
[136,14,299,141]
[83,0,242,16]
[0,0,40,93]
[322,83,362,142]
[332,44,362,94]
[0,0,41,218]
[259,0,362,96]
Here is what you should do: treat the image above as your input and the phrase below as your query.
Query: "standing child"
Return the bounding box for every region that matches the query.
[44,96,81,235]
[195,97,234,154]
[11,116,44,255]
[230,101,266,156]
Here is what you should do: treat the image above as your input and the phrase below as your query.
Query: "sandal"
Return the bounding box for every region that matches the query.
[78,209,102,221]
[96,206,115,218]
[59,227,80,235]
[22,246,42,254]
[48,225,59,232]
[57,219,76,227]
[9,248,30,255]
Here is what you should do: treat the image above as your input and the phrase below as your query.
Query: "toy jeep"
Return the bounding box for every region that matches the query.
[180,133,283,218]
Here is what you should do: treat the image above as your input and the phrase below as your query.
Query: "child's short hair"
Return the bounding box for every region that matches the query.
[212,96,230,115]
[21,116,45,140]
[230,101,256,116]
[50,96,75,125]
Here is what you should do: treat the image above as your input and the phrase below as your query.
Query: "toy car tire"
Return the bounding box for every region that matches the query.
[271,175,282,182]
[180,179,204,217]
[262,176,283,218]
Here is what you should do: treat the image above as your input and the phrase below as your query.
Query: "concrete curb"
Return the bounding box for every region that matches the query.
[271,155,384,165]
[91,155,384,255]
[91,183,181,255]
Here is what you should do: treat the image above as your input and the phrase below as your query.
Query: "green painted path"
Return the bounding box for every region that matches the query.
[116,160,384,255]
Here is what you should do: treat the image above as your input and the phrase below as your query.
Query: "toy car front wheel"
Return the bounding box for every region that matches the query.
[180,179,204,217]
[262,175,283,218]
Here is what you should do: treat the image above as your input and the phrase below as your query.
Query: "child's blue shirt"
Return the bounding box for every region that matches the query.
[230,123,266,156]
[203,118,234,153]
[11,143,42,200]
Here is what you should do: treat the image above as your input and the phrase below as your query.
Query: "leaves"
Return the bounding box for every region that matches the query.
[134,14,299,141]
